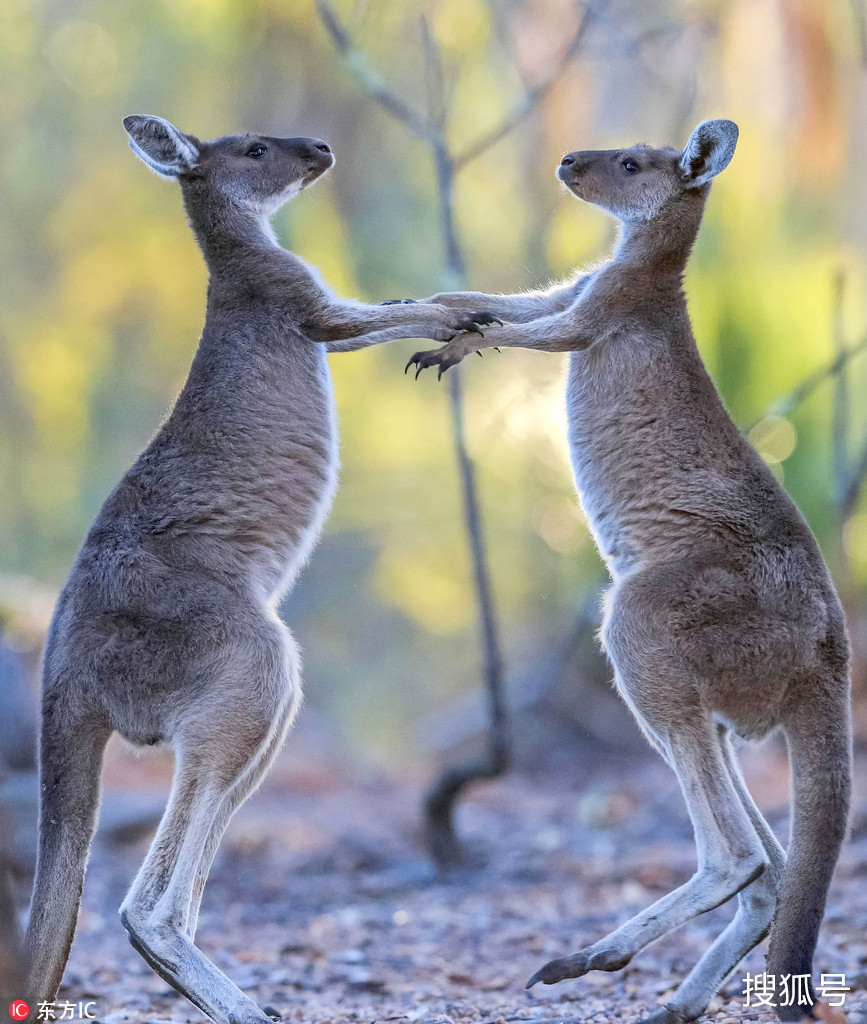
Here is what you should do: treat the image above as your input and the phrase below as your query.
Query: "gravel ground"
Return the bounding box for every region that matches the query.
[17,727,867,1024]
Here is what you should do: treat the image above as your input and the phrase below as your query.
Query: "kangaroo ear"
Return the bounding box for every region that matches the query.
[123,115,200,179]
[680,119,738,188]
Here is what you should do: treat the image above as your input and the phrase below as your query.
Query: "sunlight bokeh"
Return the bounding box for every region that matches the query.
[2,0,866,758]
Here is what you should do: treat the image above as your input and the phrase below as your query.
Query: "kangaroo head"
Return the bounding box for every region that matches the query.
[557,119,738,223]
[122,115,333,217]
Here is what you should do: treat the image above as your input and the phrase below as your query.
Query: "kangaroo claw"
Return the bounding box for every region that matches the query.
[405,353,429,378]
[526,952,590,988]
[452,311,502,334]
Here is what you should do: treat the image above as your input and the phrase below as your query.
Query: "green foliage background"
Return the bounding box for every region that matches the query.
[2,0,866,759]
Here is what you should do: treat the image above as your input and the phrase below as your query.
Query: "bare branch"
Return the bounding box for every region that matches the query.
[744,274,867,522]
[418,36,508,869]
[423,363,509,869]
[315,0,433,142]
[831,271,850,508]
[316,0,510,869]
[454,0,598,169]
[841,432,867,521]
[420,16,448,132]
[745,333,867,434]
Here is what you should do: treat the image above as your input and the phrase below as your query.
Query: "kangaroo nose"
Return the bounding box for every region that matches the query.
[560,153,577,167]
[312,140,331,154]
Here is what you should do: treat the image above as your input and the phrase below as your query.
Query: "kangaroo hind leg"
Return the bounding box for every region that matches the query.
[119,633,299,1024]
[185,632,301,939]
[632,725,786,1024]
[527,713,768,994]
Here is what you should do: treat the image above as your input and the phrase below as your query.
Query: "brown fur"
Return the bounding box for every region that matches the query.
[24,115,497,1024]
[408,120,852,1024]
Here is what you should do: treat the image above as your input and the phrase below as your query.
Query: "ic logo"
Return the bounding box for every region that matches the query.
[8,1003,29,1021]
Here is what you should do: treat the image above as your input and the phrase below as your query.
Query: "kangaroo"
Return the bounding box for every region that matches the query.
[406,120,852,1024]
[24,114,498,1024]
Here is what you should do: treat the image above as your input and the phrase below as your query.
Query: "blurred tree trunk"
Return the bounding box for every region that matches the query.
[316,0,598,867]
[423,138,507,867]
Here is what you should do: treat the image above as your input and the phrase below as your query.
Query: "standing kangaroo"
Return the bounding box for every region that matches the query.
[407,120,852,1024]
[25,114,498,1024]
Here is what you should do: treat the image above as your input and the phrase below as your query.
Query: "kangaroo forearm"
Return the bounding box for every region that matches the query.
[406,308,594,377]
[473,316,593,353]
[427,283,578,323]
[427,291,552,323]
[308,300,456,343]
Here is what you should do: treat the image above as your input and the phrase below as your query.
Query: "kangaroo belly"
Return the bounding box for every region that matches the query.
[564,341,774,578]
[565,343,680,577]
[192,342,340,599]
[105,337,339,603]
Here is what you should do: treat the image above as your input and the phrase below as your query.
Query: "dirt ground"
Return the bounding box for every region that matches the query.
[18,721,867,1024]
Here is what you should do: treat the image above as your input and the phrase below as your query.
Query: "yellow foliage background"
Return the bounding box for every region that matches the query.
[2,0,865,758]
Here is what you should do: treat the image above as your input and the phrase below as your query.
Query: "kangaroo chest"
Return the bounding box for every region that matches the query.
[234,334,339,596]
[135,319,340,601]
[564,335,712,579]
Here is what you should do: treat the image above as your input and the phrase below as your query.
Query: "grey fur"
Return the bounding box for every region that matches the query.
[24,115,497,1024]
[408,120,852,1023]
[680,119,739,189]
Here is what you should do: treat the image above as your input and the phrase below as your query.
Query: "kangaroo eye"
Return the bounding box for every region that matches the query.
[622,160,639,173]
[246,145,267,159]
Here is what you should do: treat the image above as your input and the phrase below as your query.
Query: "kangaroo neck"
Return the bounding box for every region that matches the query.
[181,186,280,278]
[611,189,707,282]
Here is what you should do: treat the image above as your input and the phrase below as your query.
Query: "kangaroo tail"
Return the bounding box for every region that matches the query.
[767,679,852,1022]
[25,693,109,1008]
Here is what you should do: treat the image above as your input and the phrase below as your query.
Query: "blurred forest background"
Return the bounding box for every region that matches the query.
[3,0,867,767]
[5,1,867,1019]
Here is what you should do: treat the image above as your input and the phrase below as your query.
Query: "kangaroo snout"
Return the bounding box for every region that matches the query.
[557,150,602,182]
[557,151,589,184]
[280,136,334,169]
[304,138,333,158]
[279,136,334,189]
